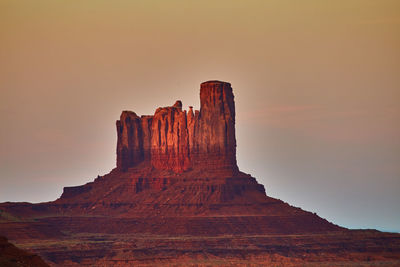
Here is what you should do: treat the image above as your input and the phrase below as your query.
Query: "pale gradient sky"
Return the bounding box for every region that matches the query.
[1,1,399,232]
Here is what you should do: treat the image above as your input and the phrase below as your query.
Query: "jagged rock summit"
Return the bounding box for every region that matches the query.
[116,80,237,174]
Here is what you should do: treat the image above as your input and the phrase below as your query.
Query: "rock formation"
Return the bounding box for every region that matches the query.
[116,81,238,173]
[1,80,399,266]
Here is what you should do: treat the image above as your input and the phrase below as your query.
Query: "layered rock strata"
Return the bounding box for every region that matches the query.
[116,81,238,173]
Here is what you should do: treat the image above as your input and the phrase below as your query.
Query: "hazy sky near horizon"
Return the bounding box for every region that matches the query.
[1,1,399,232]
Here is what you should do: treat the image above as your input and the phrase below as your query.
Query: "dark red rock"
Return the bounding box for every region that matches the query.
[116,111,144,171]
[0,235,49,266]
[192,81,238,173]
[140,115,153,160]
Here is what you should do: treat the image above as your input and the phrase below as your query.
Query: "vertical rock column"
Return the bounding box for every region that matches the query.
[191,81,238,172]
[150,101,191,172]
[116,111,144,171]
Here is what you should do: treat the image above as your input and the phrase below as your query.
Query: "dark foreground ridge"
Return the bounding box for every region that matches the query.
[0,81,399,266]
[0,236,49,267]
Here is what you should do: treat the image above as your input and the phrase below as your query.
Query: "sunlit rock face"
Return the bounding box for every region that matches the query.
[116,81,238,173]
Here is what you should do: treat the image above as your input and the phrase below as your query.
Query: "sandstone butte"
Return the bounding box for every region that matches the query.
[0,81,399,266]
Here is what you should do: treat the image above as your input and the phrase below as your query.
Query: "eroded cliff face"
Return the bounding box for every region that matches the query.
[116,81,238,173]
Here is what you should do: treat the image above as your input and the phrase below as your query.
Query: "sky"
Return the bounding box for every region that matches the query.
[0,0,399,232]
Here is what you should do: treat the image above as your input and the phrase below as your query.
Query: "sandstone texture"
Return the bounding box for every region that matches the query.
[0,81,399,266]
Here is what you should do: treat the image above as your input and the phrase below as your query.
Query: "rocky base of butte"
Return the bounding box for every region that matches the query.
[0,81,399,266]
